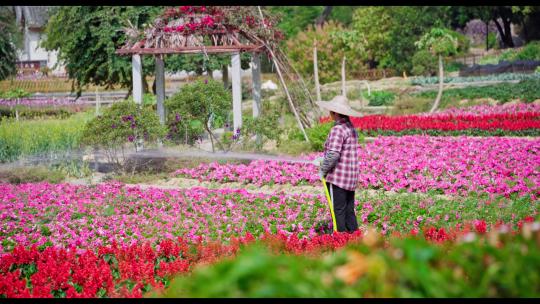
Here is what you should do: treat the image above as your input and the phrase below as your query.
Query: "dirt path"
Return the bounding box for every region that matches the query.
[68,175,453,201]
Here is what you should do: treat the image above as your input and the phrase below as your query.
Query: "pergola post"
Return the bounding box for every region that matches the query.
[231,51,242,133]
[251,52,262,146]
[132,54,144,151]
[155,55,166,148]
[155,55,166,125]
[251,52,262,118]
[132,54,144,105]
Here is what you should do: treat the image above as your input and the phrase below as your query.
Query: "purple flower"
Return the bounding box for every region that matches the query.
[111,124,117,129]
[204,79,208,84]
[175,113,182,122]
[128,135,135,142]
[130,122,136,129]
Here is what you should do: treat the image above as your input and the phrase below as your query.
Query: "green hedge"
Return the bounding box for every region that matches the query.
[411,72,540,86]
[155,228,540,297]
[414,79,540,105]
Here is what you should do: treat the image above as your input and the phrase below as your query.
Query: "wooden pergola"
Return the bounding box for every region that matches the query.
[115,11,266,135]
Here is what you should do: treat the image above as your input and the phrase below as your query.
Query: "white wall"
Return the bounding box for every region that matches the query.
[17,29,63,73]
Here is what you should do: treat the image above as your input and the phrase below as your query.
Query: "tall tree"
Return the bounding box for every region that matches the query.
[415,28,459,113]
[448,6,537,48]
[0,7,21,81]
[315,6,333,27]
[351,6,451,73]
[42,6,163,97]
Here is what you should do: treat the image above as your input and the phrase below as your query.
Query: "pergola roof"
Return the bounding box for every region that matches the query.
[116,8,266,56]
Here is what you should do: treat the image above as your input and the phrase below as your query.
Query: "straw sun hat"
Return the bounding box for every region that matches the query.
[316,95,363,117]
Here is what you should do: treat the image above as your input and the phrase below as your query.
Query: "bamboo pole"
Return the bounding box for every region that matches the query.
[257,6,309,143]
[341,56,346,97]
[313,40,321,102]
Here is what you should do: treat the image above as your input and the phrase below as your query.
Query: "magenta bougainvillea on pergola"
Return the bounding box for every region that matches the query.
[117,6,311,145]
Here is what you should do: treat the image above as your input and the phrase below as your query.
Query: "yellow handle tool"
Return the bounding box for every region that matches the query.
[321,176,338,232]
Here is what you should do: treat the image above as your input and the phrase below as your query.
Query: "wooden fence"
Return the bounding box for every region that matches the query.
[352,69,396,81]
[453,47,525,67]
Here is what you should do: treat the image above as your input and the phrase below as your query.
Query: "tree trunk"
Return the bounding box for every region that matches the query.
[316,6,333,27]
[341,56,346,97]
[313,40,321,102]
[430,55,444,113]
[222,64,229,89]
[206,66,214,79]
[142,77,149,95]
[204,123,215,153]
[493,17,514,48]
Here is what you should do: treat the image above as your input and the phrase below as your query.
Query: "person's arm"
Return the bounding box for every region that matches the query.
[320,150,340,176]
[320,127,344,177]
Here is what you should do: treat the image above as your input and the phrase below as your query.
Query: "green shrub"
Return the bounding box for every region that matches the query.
[391,95,433,115]
[155,231,540,297]
[165,79,231,150]
[499,48,519,62]
[411,50,438,76]
[415,79,540,105]
[240,112,283,151]
[411,72,540,85]
[478,54,500,65]
[82,100,165,149]
[364,90,396,106]
[515,41,540,61]
[445,61,465,73]
[450,30,471,56]
[487,32,498,50]
[286,20,367,84]
[288,121,365,152]
[81,100,166,172]
[0,113,89,163]
[288,122,333,151]
[0,166,65,184]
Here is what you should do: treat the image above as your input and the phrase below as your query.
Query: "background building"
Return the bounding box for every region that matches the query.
[13,6,64,75]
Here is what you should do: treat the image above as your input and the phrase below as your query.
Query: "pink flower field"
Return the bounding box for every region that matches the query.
[174,136,540,196]
[2,181,536,255]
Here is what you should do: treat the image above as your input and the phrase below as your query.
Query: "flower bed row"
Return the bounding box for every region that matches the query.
[320,112,540,133]
[0,231,362,298]
[157,224,540,298]
[175,136,540,196]
[2,222,539,298]
[319,104,540,136]
[430,103,540,116]
[1,182,537,254]
[0,98,93,108]
[410,72,540,85]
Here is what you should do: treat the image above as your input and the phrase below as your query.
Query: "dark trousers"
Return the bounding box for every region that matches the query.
[326,182,359,233]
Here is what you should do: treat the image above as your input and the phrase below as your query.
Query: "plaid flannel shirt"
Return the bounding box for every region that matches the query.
[323,117,360,191]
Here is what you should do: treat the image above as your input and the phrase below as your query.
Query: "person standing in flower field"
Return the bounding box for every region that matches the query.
[315,95,362,233]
